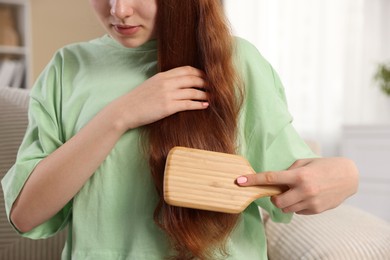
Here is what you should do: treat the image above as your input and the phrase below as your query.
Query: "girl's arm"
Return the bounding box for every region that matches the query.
[11,66,208,232]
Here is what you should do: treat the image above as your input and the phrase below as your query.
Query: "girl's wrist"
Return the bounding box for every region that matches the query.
[100,102,131,135]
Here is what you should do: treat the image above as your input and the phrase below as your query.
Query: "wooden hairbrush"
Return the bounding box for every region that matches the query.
[163,146,285,214]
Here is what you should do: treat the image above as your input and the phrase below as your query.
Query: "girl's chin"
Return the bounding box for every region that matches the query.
[110,33,153,48]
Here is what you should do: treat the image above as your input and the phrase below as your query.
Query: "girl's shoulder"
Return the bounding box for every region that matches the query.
[233,37,267,61]
[232,36,274,77]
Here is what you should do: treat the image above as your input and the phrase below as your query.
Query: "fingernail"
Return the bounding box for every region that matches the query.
[236,176,247,184]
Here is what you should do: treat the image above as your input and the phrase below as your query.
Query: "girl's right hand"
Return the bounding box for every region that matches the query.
[112,66,209,131]
[10,66,208,232]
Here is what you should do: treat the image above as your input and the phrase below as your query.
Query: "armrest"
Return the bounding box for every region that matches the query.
[265,204,390,259]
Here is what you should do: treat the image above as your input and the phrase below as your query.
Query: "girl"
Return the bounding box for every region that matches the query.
[2,0,358,259]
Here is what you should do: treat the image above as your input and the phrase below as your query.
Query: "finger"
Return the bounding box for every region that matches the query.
[164,66,206,79]
[270,188,302,209]
[280,201,306,213]
[161,76,206,94]
[270,193,308,213]
[236,170,296,187]
[295,209,315,215]
[283,201,316,214]
[174,100,209,112]
[279,197,327,215]
[175,88,208,102]
[296,205,334,215]
[173,75,207,90]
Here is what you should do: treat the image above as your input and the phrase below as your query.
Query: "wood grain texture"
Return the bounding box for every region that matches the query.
[164,147,284,214]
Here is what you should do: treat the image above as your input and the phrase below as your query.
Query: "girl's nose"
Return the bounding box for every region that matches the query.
[110,0,134,20]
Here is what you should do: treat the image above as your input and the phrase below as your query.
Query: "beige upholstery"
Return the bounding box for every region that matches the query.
[0,87,66,260]
[266,205,390,259]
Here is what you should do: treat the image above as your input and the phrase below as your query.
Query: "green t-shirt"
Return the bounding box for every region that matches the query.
[1,35,316,259]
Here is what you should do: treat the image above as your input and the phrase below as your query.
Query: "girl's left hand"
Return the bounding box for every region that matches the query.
[236,157,359,215]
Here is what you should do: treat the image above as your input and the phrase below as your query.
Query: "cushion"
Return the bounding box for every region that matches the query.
[0,87,30,188]
[266,204,390,259]
[0,87,30,109]
[0,86,67,259]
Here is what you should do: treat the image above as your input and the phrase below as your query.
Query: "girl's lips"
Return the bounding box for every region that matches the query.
[113,25,140,36]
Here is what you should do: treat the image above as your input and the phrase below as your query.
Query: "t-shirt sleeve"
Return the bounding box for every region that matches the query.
[250,124,318,223]
[234,37,319,223]
[1,52,72,239]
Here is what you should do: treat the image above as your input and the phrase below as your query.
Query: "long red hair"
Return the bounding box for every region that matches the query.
[145,0,243,259]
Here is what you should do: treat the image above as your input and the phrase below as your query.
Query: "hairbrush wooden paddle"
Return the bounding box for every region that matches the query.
[163,146,285,214]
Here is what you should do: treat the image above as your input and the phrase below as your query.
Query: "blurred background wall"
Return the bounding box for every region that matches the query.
[30,0,104,81]
[224,0,390,156]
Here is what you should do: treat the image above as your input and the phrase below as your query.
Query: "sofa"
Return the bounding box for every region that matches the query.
[1,86,390,259]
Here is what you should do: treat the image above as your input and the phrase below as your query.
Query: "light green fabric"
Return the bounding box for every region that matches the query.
[1,35,317,259]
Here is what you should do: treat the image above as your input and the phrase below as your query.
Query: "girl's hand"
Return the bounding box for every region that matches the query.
[113,66,209,131]
[236,157,359,215]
